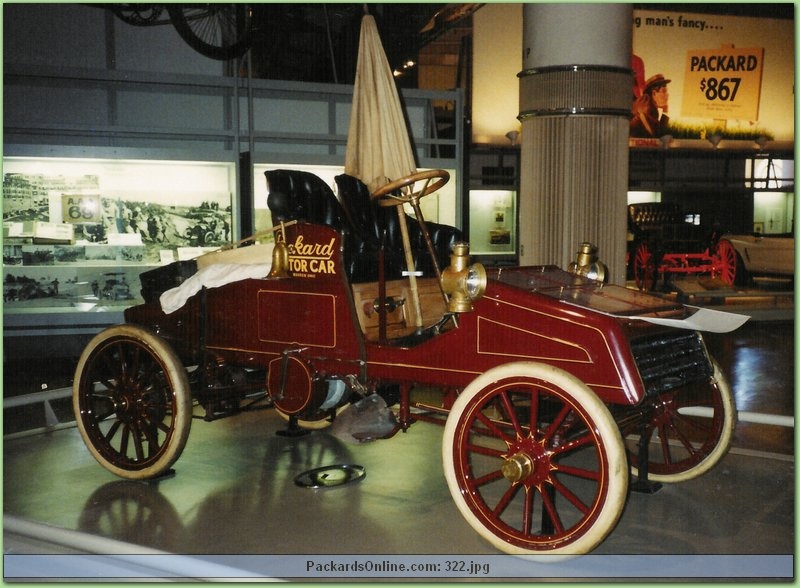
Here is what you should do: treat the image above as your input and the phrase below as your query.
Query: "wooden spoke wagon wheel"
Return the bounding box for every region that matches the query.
[633,241,658,292]
[712,238,739,286]
[73,324,192,480]
[622,360,736,483]
[442,362,628,557]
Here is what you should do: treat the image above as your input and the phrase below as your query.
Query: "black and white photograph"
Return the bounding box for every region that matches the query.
[3,158,235,267]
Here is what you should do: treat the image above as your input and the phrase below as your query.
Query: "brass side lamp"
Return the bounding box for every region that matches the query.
[441,242,487,313]
[568,242,608,283]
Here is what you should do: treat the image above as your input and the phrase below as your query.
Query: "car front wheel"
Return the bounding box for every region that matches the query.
[442,362,628,557]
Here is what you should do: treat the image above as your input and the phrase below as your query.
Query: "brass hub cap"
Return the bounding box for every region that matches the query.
[501,453,533,483]
[501,436,554,486]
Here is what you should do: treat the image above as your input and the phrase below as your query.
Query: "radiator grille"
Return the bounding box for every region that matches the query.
[631,330,713,396]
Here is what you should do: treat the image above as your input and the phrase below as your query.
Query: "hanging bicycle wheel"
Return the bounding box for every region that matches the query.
[167,4,253,60]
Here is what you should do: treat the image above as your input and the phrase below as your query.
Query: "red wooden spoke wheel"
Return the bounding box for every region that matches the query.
[623,361,736,483]
[443,363,627,557]
[633,241,657,291]
[713,238,738,286]
[73,325,192,480]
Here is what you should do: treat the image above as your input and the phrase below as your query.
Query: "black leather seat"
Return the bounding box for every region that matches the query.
[334,173,462,283]
[266,169,345,231]
[265,169,462,284]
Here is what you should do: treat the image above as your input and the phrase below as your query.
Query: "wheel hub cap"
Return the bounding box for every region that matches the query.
[501,452,533,483]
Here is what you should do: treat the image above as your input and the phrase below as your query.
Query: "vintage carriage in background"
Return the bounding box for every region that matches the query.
[627,202,738,291]
[72,168,745,556]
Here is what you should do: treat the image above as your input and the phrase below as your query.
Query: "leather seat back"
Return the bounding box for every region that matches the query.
[335,174,463,283]
[265,169,462,284]
[266,169,345,231]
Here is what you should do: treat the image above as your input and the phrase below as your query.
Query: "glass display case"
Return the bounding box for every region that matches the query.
[3,155,236,316]
[3,154,459,359]
[467,146,519,262]
[467,189,517,255]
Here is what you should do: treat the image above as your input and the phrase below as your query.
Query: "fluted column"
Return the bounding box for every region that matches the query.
[518,4,632,284]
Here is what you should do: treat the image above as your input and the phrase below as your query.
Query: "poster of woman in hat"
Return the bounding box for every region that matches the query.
[631,73,671,138]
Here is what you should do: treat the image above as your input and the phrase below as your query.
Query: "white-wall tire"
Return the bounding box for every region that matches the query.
[626,359,736,483]
[442,362,627,557]
[73,324,192,480]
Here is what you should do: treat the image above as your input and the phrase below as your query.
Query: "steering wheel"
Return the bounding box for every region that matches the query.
[372,169,450,207]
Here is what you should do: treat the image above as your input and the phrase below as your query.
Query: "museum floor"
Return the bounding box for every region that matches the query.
[2,306,794,581]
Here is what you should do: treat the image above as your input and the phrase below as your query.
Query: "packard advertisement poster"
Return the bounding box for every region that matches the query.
[630,9,793,147]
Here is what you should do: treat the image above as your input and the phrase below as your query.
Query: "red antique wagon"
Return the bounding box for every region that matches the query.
[73,169,745,556]
[628,202,738,291]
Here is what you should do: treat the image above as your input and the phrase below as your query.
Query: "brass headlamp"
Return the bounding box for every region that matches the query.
[441,242,487,313]
[568,242,607,283]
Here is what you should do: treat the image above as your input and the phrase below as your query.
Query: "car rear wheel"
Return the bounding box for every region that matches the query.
[442,362,627,557]
[623,360,736,483]
[714,239,743,286]
[73,325,192,480]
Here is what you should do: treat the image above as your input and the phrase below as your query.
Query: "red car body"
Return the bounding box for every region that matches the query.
[74,177,741,557]
[126,223,699,413]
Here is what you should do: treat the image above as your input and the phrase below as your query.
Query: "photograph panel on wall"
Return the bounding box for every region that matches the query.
[3,264,144,312]
[3,156,235,312]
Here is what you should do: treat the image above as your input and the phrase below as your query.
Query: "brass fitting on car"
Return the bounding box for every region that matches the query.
[441,242,487,313]
[268,223,291,278]
[568,242,607,283]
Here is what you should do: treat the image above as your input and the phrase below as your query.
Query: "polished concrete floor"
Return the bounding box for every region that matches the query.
[3,312,795,580]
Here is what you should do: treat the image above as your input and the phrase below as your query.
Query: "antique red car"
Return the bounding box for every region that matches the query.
[72,169,745,557]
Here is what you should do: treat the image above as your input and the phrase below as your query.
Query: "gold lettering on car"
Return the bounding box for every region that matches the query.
[286,235,337,277]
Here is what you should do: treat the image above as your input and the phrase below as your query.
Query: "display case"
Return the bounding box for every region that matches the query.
[467,189,517,256]
[3,154,236,318]
[467,146,519,263]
